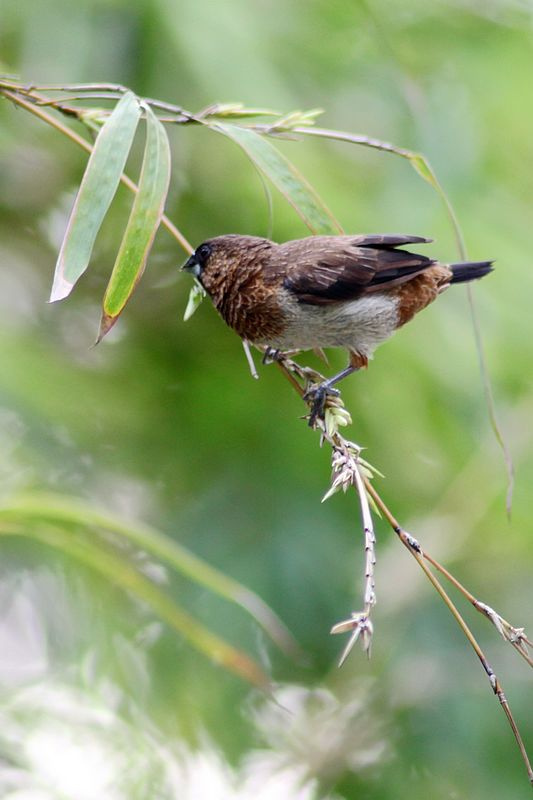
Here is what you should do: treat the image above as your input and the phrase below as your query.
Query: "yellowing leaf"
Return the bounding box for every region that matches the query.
[98,103,171,341]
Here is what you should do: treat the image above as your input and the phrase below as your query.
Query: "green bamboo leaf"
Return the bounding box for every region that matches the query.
[0,518,269,687]
[408,153,439,188]
[50,91,141,302]
[98,104,171,341]
[0,492,301,660]
[213,122,343,235]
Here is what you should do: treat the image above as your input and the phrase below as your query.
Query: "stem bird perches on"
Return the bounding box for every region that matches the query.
[273,353,532,786]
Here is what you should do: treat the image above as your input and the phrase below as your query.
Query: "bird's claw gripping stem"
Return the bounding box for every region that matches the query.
[261,347,281,365]
[303,382,340,427]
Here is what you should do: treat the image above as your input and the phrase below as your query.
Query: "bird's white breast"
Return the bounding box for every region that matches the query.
[257,293,400,357]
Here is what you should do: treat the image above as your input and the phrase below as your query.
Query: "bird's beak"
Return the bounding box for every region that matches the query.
[182,253,201,277]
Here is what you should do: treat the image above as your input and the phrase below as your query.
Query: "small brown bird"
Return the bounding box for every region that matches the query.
[183,234,492,422]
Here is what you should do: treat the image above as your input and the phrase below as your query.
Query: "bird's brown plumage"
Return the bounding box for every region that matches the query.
[183,233,492,377]
[267,233,436,305]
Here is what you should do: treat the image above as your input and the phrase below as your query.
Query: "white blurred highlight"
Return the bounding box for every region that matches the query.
[0,571,388,799]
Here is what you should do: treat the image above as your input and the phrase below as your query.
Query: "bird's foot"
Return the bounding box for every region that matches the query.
[303,381,340,427]
[262,347,281,365]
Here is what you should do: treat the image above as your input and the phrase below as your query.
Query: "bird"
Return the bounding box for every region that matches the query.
[182,233,493,424]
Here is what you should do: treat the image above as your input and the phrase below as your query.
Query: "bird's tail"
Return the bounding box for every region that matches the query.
[449,260,494,284]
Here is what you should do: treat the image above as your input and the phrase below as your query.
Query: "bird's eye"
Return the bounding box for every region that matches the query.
[196,243,212,264]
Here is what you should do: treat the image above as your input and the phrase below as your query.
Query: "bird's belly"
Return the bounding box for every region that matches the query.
[256,294,400,355]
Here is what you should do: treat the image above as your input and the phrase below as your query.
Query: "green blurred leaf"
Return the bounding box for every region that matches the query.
[212,122,343,235]
[0,492,301,660]
[0,516,269,687]
[98,103,171,341]
[50,91,141,302]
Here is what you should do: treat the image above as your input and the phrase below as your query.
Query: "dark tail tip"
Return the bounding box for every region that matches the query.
[450,260,494,284]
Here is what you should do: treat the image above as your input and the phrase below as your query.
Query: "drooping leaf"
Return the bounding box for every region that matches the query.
[0,514,269,687]
[408,153,439,189]
[0,492,301,660]
[98,103,171,341]
[213,123,343,235]
[183,280,206,321]
[50,91,141,302]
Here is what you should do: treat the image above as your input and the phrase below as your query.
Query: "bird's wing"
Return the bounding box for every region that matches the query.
[267,235,435,305]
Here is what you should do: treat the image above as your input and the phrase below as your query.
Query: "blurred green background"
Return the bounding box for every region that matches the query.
[0,1,531,798]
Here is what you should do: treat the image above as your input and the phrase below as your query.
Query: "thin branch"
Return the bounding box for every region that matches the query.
[422,551,533,668]
[1,87,193,255]
[274,352,532,785]
[291,125,415,157]
[363,479,532,784]
[466,284,515,517]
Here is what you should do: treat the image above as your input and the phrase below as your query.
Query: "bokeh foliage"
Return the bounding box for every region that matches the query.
[0,1,532,798]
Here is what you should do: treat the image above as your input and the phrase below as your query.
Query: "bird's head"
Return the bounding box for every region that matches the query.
[182,234,272,296]
[182,241,213,279]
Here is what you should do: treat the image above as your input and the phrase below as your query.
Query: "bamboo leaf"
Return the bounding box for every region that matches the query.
[212,123,343,235]
[98,104,171,341]
[50,91,141,302]
[183,281,206,321]
[0,518,269,687]
[0,492,301,660]
[408,153,439,189]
